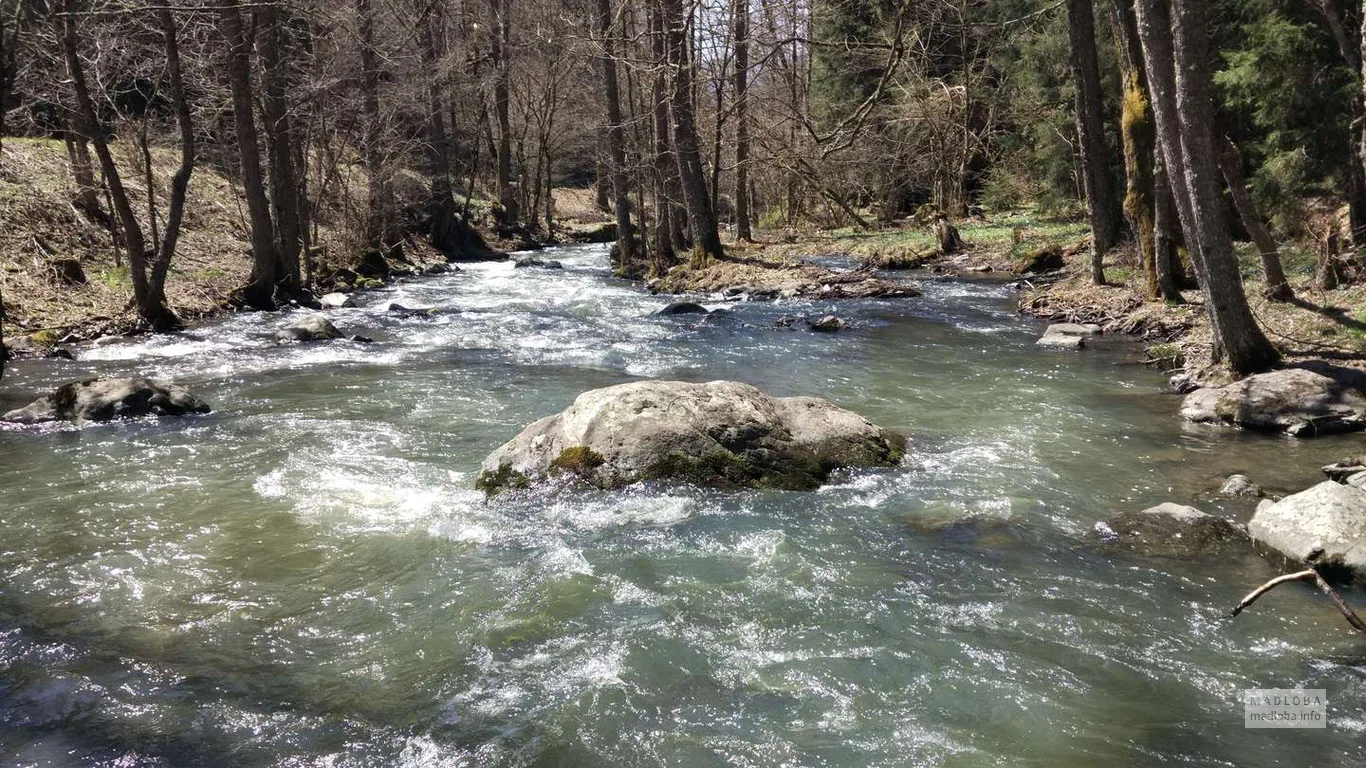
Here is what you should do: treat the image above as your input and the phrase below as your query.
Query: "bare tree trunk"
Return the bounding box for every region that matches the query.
[733,0,752,241]
[1066,0,1122,284]
[148,7,194,327]
[489,0,518,226]
[662,0,723,261]
[595,0,636,273]
[356,0,395,253]
[62,0,165,328]
[259,2,303,289]
[1308,0,1366,240]
[648,2,677,271]
[219,0,279,309]
[1217,137,1293,301]
[1152,154,1186,299]
[1136,0,1279,374]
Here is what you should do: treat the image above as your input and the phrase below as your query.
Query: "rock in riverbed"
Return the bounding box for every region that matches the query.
[514,257,563,269]
[275,314,343,342]
[807,315,849,333]
[1248,481,1366,581]
[655,301,710,316]
[1100,503,1249,557]
[1036,323,1100,350]
[1181,365,1366,436]
[3,377,211,425]
[478,380,906,494]
[319,292,357,309]
[1219,473,1263,498]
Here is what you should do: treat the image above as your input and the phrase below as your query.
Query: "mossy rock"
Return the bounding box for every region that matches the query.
[549,446,606,478]
[30,329,60,348]
[475,464,530,496]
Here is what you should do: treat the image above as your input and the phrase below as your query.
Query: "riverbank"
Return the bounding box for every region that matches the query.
[0,139,615,360]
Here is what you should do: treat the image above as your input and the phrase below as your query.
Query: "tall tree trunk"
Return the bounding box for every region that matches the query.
[1136,0,1279,374]
[649,2,677,271]
[662,0,724,261]
[1152,154,1186,299]
[219,0,279,309]
[149,7,194,327]
[596,0,635,273]
[1217,137,1293,301]
[733,0,752,241]
[356,0,394,252]
[1066,0,1122,284]
[489,0,518,226]
[62,0,166,328]
[259,2,303,289]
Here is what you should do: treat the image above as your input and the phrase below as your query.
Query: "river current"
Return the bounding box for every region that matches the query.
[0,244,1362,766]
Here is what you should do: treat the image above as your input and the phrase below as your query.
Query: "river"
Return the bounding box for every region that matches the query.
[0,244,1362,766]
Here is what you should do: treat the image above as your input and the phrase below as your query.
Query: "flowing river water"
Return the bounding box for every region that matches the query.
[1,244,1363,766]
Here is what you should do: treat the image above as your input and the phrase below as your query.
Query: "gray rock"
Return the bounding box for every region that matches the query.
[275,314,343,342]
[1102,502,1250,557]
[1349,473,1366,490]
[1181,366,1366,436]
[3,377,211,425]
[1219,474,1262,498]
[807,315,849,333]
[656,301,709,316]
[383,302,437,318]
[1169,372,1201,394]
[1323,457,1366,482]
[1248,481,1366,580]
[513,257,563,269]
[319,292,357,309]
[478,380,906,494]
[1036,323,1100,349]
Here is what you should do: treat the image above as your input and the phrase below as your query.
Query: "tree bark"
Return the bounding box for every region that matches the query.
[1066,0,1122,284]
[1135,0,1279,374]
[662,0,724,261]
[258,2,303,289]
[1217,137,1293,301]
[595,0,636,273]
[489,0,518,226]
[357,0,394,252]
[1308,0,1366,240]
[733,0,752,241]
[62,0,174,329]
[649,1,678,271]
[150,7,194,326]
[219,0,279,309]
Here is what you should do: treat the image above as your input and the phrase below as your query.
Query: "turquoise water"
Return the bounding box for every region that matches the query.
[0,244,1362,766]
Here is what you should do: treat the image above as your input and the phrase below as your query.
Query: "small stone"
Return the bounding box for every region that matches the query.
[1218,474,1262,498]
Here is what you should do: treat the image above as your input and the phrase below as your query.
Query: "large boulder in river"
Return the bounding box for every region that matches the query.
[1100,503,1249,557]
[1248,481,1366,581]
[478,380,906,494]
[1180,366,1366,436]
[3,377,211,425]
[275,314,342,342]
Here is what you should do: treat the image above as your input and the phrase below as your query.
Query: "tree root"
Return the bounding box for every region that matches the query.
[1231,568,1366,635]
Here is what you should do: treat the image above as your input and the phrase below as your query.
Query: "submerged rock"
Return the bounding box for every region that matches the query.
[1218,474,1263,498]
[1036,323,1100,350]
[1248,481,1366,581]
[655,301,709,316]
[514,257,563,269]
[1180,365,1366,436]
[3,377,211,425]
[1102,503,1249,557]
[807,315,849,333]
[478,380,906,494]
[319,292,357,309]
[275,314,343,342]
[383,302,437,318]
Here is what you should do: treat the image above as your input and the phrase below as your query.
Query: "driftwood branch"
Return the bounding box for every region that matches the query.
[1232,568,1366,635]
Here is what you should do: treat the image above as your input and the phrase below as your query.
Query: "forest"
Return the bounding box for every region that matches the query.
[2,0,1366,765]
